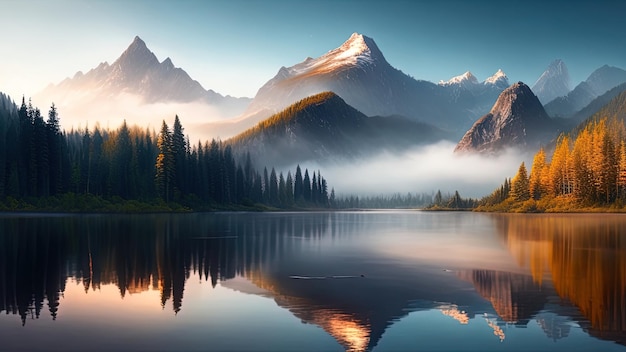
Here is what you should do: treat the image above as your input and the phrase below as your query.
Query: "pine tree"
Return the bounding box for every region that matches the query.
[111,121,132,198]
[529,147,547,200]
[434,190,443,205]
[618,141,626,200]
[278,172,287,206]
[46,103,63,195]
[511,162,530,202]
[269,167,278,205]
[294,165,303,202]
[285,171,294,206]
[549,135,571,197]
[171,115,187,195]
[311,172,318,204]
[155,121,174,202]
[303,169,311,203]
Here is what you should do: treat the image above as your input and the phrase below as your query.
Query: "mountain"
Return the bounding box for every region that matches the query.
[227,92,448,168]
[229,33,508,140]
[545,65,626,117]
[439,69,509,95]
[532,59,571,104]
[573,88,626,135]
[483,69,510,90]
[36,36,250,136]
[437,69,510,118]
[439,71,479,88]
[455,82,558,154]
[570,82,626,124]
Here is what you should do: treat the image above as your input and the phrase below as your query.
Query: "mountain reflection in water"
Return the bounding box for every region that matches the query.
[494,213,626,344]
[0,212,625,351]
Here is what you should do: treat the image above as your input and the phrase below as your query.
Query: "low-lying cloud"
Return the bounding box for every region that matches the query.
[33,92,231,142]
[301,141,531,199]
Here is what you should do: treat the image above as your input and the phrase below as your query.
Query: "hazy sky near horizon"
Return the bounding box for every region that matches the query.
[1,0,625,100]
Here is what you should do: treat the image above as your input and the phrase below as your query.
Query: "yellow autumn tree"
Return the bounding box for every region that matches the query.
[549,135,571,197]
[529,147,547,200]
[511,162,530,202]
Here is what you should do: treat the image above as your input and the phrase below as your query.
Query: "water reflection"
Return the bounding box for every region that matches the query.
[1,212,626,350]
[493,214,626,344]
[456,269,549,325]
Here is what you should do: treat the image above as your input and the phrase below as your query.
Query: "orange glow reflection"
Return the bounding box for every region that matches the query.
[439,305,469,324]
[246,272,371,352]
[495,214,626,334]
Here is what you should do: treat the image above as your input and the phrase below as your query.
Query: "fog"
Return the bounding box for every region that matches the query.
[32,92,232,141]
[298,141,532,199]
[30,90,531,199]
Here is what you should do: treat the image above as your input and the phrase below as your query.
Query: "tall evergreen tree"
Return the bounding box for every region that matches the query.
[269,167,278,206]
[303,169,311,203]
[46,103,63,195]
[171,115,187,195]
[285,171,294,206]
[529,147,547,200]
[294,165,303,202]
[155,121,174,202]
[511,162,530,202]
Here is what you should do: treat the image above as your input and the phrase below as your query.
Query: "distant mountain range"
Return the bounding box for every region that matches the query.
[210,33,510,140]
[16,33,626,162]
[544,65,626,118]
[36,36,250,128]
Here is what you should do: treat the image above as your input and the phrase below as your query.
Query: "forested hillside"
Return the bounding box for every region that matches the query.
[478,90,626,212]
[0,96,335,211]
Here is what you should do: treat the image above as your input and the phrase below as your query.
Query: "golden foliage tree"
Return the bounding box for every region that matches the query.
[511,162,530,202]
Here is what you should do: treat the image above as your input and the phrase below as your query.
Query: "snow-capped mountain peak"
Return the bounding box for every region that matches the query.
[484,69,509,89]
[439,71,479,86]
[484,69,507,84]
[285,32,386,77]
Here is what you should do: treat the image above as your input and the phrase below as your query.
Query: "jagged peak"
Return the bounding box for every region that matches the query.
[161,57,174,69]
[331,32,385,63]
[439,71,479,86]
[132,35,145,46]
[346,32,380,52]
[489,81,543,116]
[115,35,159,67]
[484,69,508,85]
[550,58,565,67]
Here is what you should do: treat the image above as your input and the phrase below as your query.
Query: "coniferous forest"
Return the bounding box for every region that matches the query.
[0,95,335,211]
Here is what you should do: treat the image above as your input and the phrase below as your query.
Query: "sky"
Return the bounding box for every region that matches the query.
[1,0,625,100]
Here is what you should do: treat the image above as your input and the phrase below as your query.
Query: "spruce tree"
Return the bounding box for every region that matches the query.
[294,165,303,203]
[155,121,174,202]
[303,169,311,203]
[511,162,530,202]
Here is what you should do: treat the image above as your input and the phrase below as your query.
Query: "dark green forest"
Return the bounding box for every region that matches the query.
[0,94,336,211]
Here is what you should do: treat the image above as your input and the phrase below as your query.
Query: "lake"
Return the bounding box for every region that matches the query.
[0,211,625,351]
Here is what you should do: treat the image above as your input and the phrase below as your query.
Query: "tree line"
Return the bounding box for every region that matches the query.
[0,96,335,210]
[479,116,626,211]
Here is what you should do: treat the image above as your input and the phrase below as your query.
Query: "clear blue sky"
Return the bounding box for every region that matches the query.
[1,0,624,99]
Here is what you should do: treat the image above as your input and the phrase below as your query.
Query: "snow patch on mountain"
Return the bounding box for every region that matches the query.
[484,69,509,88]
[286,33,381,76]
[439,71,479,86]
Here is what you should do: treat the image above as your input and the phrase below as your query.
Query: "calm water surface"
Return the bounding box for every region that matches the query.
[1,211,625,351]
